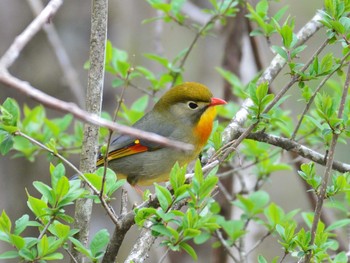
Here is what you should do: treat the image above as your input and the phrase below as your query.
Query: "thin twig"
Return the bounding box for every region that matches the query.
[157,248,170,263]
[305,63,350,263]
[230,127,350,173]
[222,12,323,144]
[217,180,234,202]
[172,0,237,85]
[245,231,271,256]
[215,229,239,263]
[65,247,79,263]
[291,50,350,140]
[0,0,63,69]
[14,131,99,195]
[100,69,131,198]
[26,0,85,107]
[14,131,119,224]
[38,217,55,240]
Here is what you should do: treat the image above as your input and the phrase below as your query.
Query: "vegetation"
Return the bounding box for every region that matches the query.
[1,0,350,262]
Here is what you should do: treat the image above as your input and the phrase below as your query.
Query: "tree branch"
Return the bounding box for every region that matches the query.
[0,0,63,69]
[26,0,85,107]
[232,127,350,173]
[123,221,157,263]
[306,62,350,263]
[0,71,192,151]
[222,12,323,144]
[72,0,108,261]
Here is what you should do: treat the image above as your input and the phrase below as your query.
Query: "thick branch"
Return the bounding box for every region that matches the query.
[72,0,108,262]
[123,221,156,263]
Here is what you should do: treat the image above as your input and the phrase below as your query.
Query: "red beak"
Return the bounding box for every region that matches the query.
[210,97,227,106]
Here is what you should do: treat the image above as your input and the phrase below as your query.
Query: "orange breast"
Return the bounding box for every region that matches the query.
[193,106,217,152]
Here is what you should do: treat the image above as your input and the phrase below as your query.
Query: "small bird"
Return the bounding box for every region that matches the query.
[97,82,226,186]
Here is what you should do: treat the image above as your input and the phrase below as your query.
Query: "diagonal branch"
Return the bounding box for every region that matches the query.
[232,127,350,173]
[0,0,63,69]
[222,12,323,145]
[305,62,350,263]
[27,0,85,107]
[0,71,192,151]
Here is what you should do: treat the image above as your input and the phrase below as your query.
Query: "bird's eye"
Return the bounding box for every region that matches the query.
[187,101,198,110]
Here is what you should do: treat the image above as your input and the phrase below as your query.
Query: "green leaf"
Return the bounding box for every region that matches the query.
[169,162,186,191]
[193,231,211,245]
[271,45,288,60]
[130,95,149,112]
[273,5,289,21]
[199,176,218,199]
[42,252,64,260]
[155,184,172,211]
[27,195,48,221]
[183,228,201,238]
[14,214,30,236]
[279,24,294,48]
[333,251,348,263]
[258,255,268,263]
[90,229,109,258]
[37,235,49,258]
[1,98,20,126]
[194,159,204,185]
[234,191,270,218]
[264,203,284,227]
[180,242,197,260]
[326,219,350,231]
[11,235,25,250]
[256,82,269,101]
[50,222,71,239]
[54,176,70,203]
[144,53,170,69]
[256,0,268,16]
[0,250,19,259]
[134,207,157,226]
[69,237,92,258]
[112,78,125,88]
[50,163,66,189]
[151,224,174,238]
[18,247,36,261]
[220,219,246,241]
[0,210,11,234]
[33,181,54,206]
[0,130,13,155]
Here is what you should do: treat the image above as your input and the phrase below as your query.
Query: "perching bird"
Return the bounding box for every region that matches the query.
[97,82,226,186]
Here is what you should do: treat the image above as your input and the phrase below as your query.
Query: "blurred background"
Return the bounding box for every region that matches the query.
[0,0,335,262]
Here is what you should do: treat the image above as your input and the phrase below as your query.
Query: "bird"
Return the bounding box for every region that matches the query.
[96,82,226,186]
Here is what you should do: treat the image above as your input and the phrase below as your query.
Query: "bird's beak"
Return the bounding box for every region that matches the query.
[209,97,227,106]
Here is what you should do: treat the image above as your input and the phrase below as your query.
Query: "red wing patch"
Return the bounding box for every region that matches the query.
[96,139,149,166]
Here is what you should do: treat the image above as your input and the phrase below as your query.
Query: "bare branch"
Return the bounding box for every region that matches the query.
[232,127,350,173]
[306,62,350,263]
[124,221,157,263]
[0,71,193,151]
[222,12,323,144]
[26,0,85,107]
[0,0,63,69]
[72,0,108,261]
